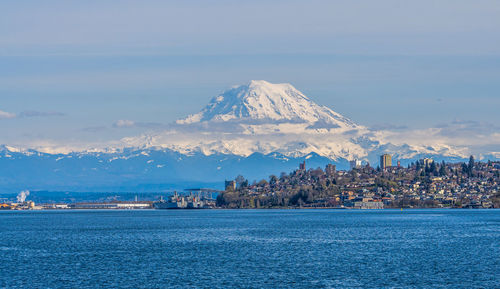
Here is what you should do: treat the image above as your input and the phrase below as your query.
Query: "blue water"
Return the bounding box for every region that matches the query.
[0,209,498,288]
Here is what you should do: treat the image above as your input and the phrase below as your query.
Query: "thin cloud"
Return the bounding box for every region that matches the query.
[377,119,500,157]
[81,126,108,133]
[0,110,16,119]
[434,119,500,137]
[113,119,136,128]
[0,109,65,119]
[113,119,163,129]
[370,123,409,131]
[18,111,65,117]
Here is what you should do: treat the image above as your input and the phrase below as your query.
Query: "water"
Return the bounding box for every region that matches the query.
[1,209,498,288]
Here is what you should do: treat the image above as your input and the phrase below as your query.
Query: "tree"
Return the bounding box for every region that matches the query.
[468,155,475,172]
[439,163,447,176]
[257,179,268,186]
[430,161,437,175]
[306,191,314,203]
[462,163,469,175]
[216,193,226,207]
[426,163,435,174]
[235,175,245,188]
[269,175,278,186]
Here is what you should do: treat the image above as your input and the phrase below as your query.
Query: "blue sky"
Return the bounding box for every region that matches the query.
[1,0,499,147]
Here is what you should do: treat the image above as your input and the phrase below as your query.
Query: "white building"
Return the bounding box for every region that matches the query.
[349,159,362,170]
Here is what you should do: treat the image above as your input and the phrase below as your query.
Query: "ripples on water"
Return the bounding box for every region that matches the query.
[0,209,498,288]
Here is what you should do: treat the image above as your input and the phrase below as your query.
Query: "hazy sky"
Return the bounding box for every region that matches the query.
[1,0,499,147]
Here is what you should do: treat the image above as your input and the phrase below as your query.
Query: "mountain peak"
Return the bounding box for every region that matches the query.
[177,80,357,128]
[245,80,297,92]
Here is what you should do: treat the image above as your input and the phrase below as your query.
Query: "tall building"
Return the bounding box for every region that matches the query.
[225,180,236,191]
[422,158,434,167]
[299,161,306,171]
[380,154,392,170]
[325,164,336,176]
[349,159,362,170]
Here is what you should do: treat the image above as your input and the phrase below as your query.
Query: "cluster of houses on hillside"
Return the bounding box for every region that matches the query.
[220,156,499,209]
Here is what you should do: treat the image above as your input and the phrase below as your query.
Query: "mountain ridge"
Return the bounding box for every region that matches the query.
[2,81,472,161]
[1,80,494,192]
[0,145,471,193]
[122,80,468,161]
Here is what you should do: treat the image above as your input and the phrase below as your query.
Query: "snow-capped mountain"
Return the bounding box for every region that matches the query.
[177,80,357,129]
[123,80,464,162]
[0,80,485,192]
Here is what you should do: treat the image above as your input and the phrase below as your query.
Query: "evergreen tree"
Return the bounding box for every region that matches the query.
[235,175,245,188]
[269,175,278,186]
[430,161,437,175]
[439,163,447,176]
[461,163,469,175]
[468,155,475,172]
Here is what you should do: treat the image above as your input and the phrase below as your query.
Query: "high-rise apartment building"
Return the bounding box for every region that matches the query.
[225,180,236,191]
[380,154,392,170]
[325,164,336,176]
[349,159,362,170]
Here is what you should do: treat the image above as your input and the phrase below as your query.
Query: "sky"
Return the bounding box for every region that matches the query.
[1,0,500,150]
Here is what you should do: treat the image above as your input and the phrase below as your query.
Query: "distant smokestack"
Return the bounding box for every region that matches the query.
[17,190,30,203]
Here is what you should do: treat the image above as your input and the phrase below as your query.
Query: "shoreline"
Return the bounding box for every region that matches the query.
[1,207,498,212]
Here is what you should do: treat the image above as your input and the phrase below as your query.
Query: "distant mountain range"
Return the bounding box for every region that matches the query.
[0,80,492,193]
[123,80,467,160]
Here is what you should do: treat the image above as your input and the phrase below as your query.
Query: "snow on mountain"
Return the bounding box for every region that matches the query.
[177,80,357,129]
[0,80,488,192]
[122,80,466,162]
[123,80,368,160]
[1,80,470,163]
